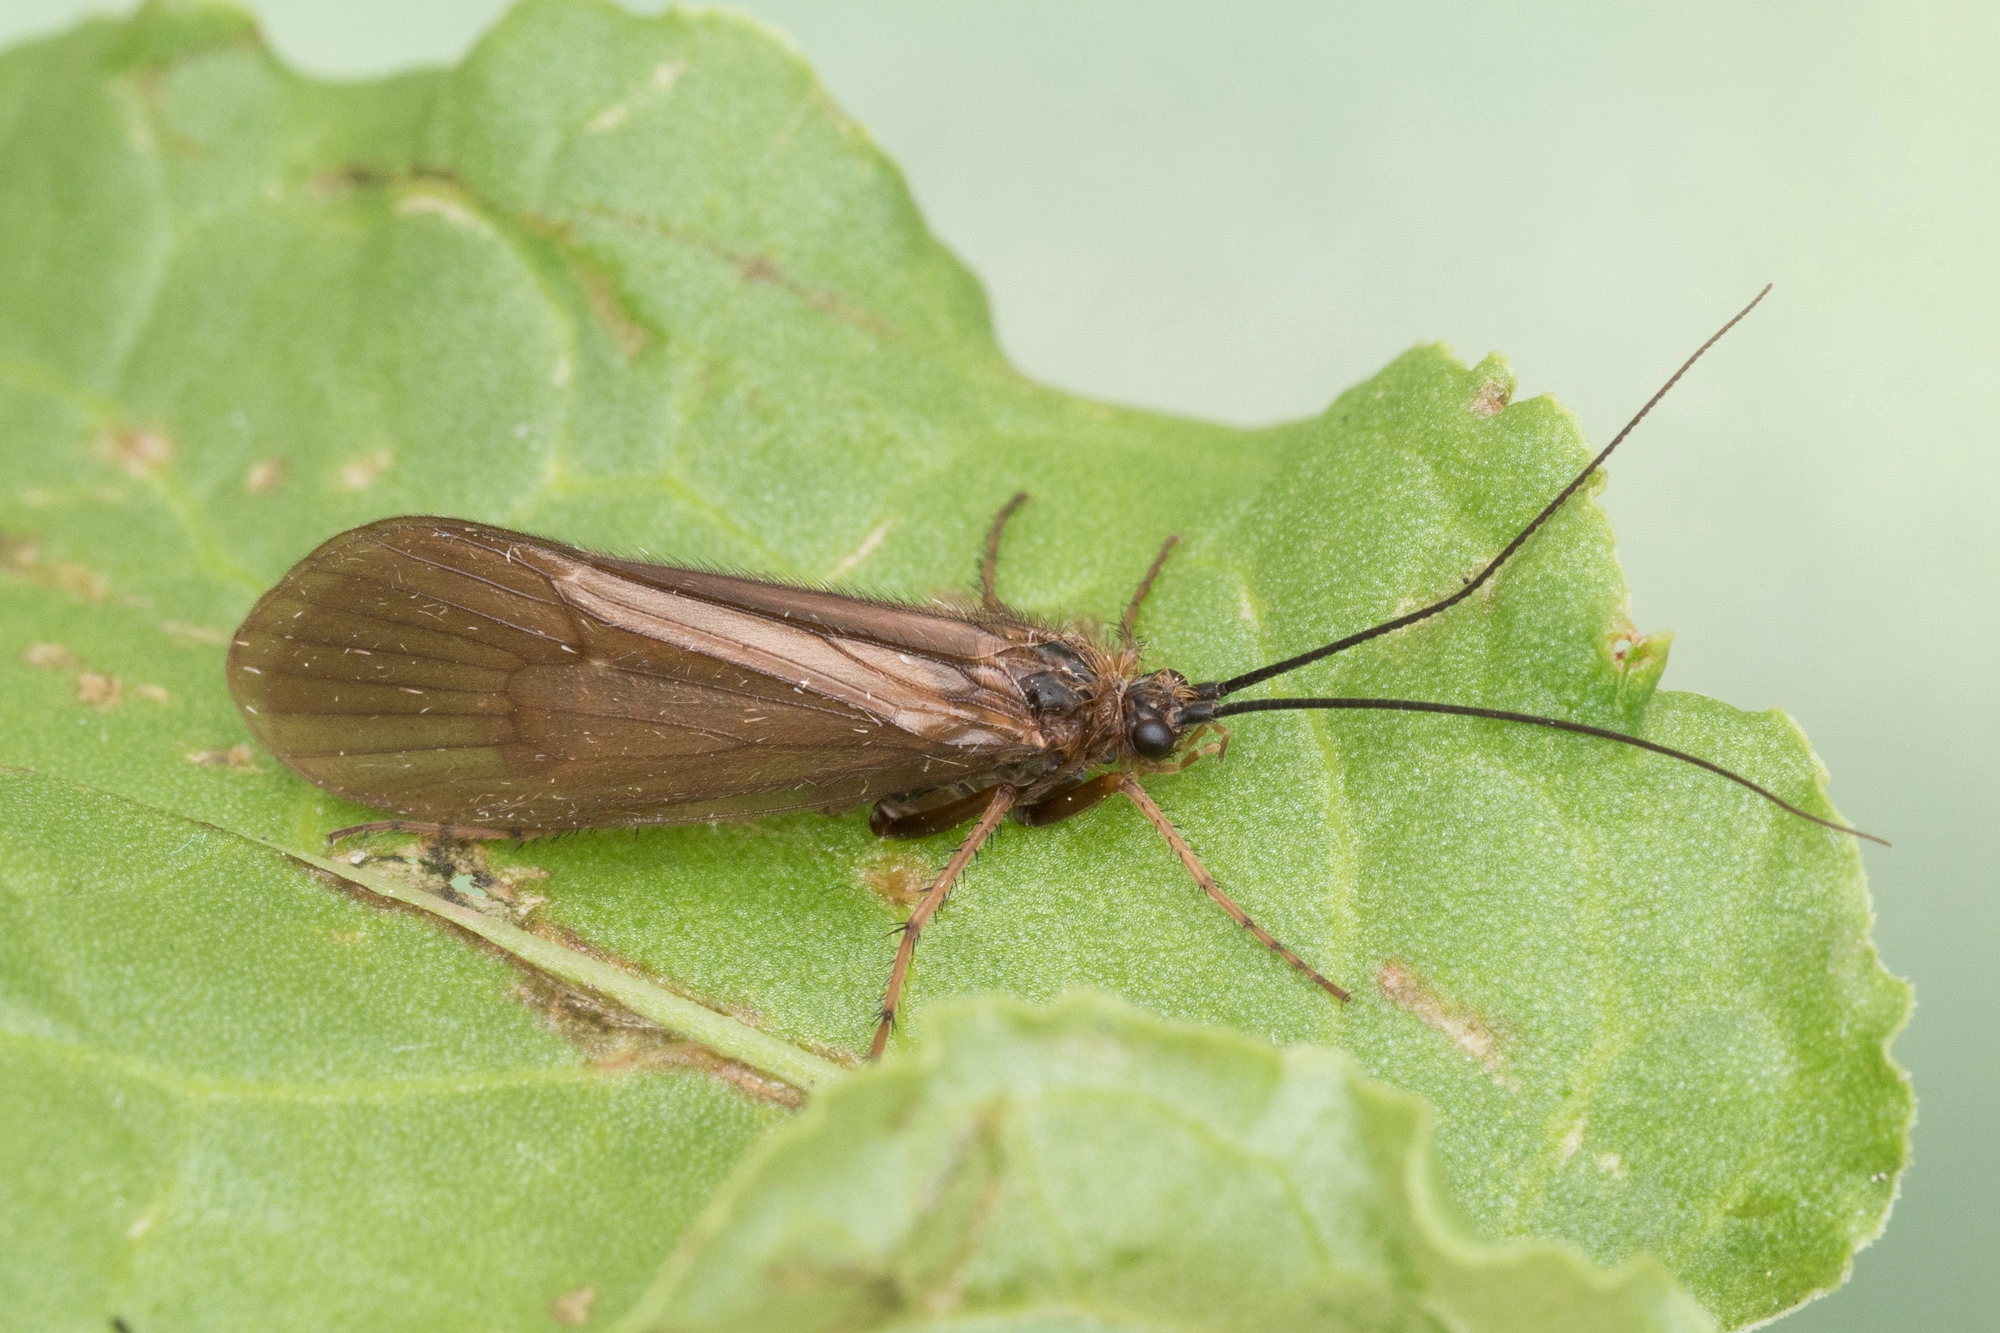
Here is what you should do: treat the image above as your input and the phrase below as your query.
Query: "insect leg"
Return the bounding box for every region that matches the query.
[1115,774,1351,1002]
[1119,534,1181,645]
[870,783,1017,1059]
[870,786,1000,839]
[980,491,1030,611]
[327,819,539,847]
[1014,772,1126,827]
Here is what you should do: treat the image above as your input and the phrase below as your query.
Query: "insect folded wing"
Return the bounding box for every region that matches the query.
[229,518,1050,830]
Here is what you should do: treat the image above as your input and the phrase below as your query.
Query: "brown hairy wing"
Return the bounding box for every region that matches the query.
[227,517,1051,828]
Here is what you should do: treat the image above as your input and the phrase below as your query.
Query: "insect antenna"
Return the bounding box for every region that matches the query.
[1203,284,1773,700]
[1183,695,1887,845]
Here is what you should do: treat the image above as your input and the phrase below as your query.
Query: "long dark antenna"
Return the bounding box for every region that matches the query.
[1205,285,1773,699]
[1185,694,1886,845]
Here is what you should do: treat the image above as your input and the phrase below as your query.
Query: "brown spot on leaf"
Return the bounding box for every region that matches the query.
[575,260,651,358]
[100,427,174,477]
[1,535,111,602]
[566,204,894,338]
[549,1286,597,1326]
[186,743,261,771]
[857,848,937,908]
[309,166,374,199]
[1377,960,1508,1079]
[338,449,393,491]
[244,458,286,493]
[76,672,122,710]
[510,971,804,1109]
[163,622,229,647]
[322,837,817,1102]
[135,683,170,703]
[22,642,82,670]
[345,837,548,923]
[1471,380,1511,416]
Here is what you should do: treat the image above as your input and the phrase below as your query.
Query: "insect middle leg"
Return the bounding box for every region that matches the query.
[870,783,1017,1059]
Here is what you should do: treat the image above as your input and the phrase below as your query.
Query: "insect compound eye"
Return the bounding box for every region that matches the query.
[1130,715,1177,760]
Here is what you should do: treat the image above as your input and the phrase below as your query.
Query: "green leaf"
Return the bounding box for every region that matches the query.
[0,768,787,1329]
[626,992,1718,1333]
[0,1,1908,1328]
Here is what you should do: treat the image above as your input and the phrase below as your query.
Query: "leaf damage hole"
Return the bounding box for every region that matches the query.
[1,534,111,602]
[338,449,393,491]
[244,458,286,493]
[1609,625,1670,672]
[1472,380,1511,416]
[1376,961,1510,1081]
[97,426,174,478]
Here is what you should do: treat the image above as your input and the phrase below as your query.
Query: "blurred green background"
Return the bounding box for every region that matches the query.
[4,1,1987,1326]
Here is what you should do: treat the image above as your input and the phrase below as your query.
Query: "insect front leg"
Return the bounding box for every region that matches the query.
[1114,775,1350,1003]
[1119,533,1181,645]
[870,784,1017,1059]
[979,491,1030,611]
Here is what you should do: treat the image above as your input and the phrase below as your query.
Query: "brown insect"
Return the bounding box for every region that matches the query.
[226,288,1878,1060]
